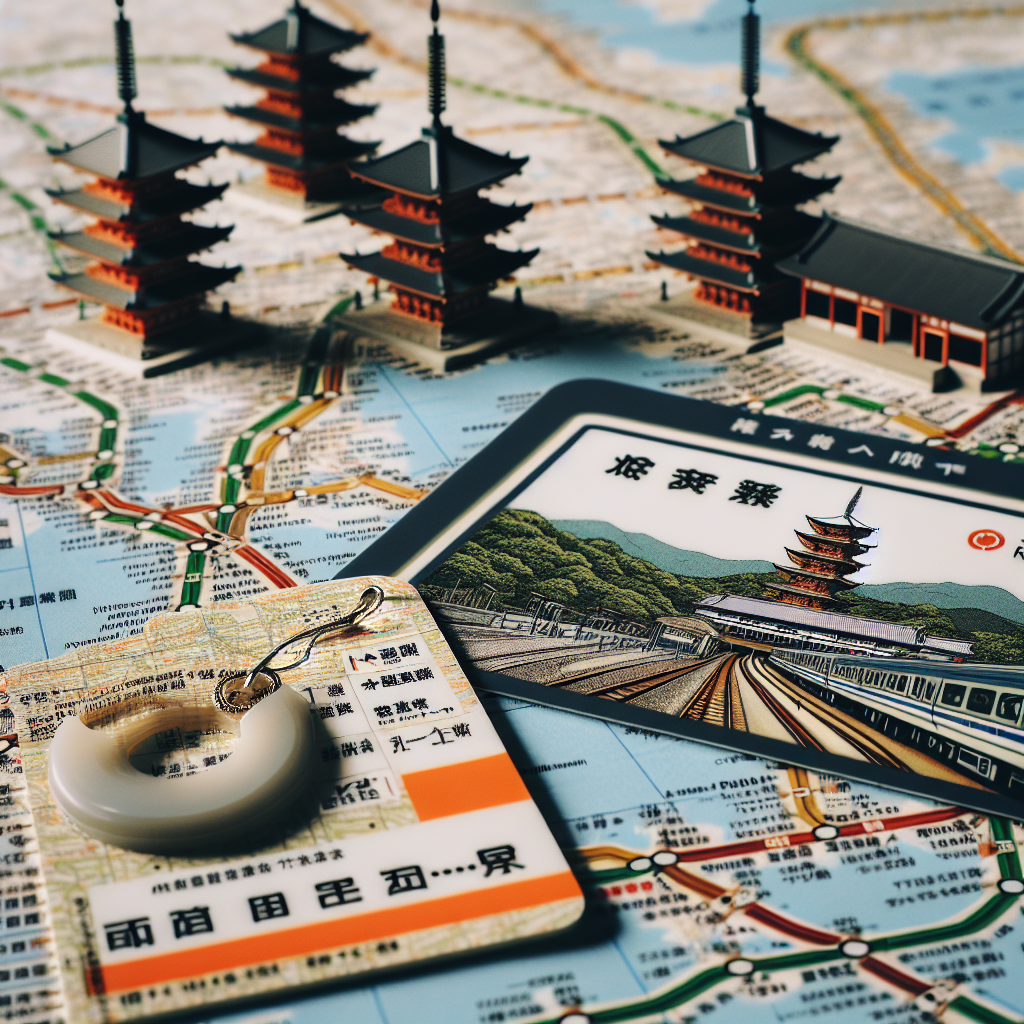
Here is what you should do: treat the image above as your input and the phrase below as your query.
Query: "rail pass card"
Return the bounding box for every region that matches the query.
[3,577,583,1022]
[345,381,1024,820]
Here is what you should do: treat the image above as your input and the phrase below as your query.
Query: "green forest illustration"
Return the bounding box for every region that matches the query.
[421,509,1024,665]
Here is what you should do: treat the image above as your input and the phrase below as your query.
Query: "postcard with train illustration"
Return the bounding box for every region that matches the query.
[345,381,1024,819]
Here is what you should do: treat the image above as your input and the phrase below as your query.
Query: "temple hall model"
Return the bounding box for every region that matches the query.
[648,0,839,342]
[47,0,249,374]
[225,2,379,218]
[764,487,876,611]
[336,1,555,371]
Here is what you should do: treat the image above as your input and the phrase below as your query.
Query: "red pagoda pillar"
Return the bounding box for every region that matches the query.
[335,2,554,369]
[648,0,839,342]
[47,0,248,372]
[764,487,876,611]
[225,2,379,206]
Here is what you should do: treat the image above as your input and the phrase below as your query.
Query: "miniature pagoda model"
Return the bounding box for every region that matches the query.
[648,0,839,342]
[225,2,379,213]
[47,0,248,373]
[336,1,555,371]
[765,487,876,611]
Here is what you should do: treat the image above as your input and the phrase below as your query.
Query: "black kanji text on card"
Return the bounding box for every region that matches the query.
[668,469,718,494]
[729,480,781,508]
[315,878,363,908]
[606,455,654,480]
[477,845,525,877]
[381,865,427,895]
[249,893,289,922]
[169,907,213,938]
[104,918,154,950]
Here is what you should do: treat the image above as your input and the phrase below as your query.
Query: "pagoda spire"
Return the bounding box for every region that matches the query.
[428,0,446,129]
[844,486,863,518]
[740,0,759,108]
[113,0,137,116]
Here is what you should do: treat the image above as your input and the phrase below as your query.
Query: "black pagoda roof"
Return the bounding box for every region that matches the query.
[652,209,821,258]
[348,125,527,200]
[227,137,378,172]
[46,182,227,223]
[224,98,375,134]
[226,63,373,95]
[49,112,221,181]
[645,247,775,292]
[231,3,368,58]
[660,105,837,179]
[777,215,1024,330]
[343,199,531,248]
[341,245,536,298]
[51,264,239,310]
[659,170,840,216]
[50,224,233,267]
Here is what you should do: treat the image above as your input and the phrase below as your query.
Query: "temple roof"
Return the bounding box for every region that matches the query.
[652,210,820,259]
[46,182,227,223]
[224,99,376,134]
[343,199,531,248]
[347,125,527,199]
[50,224,233,267]
[341,245,536,298]
[226,136,378,172]
[778,215,1024,330]
[659,171,840,216]
[231,3,368,58]
[785,548,865,574]
[772,564,859,590]
[50,264,239,309]
[660,105,837,179]
[806,512,876,542]
[48,112,220,181]
[644,247,774,293]
[226,63,373,94]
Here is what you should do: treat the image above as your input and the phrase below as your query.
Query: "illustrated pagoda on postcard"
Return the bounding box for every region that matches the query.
[225,2,379,213]
[765,488,876,611]
[649,0,839,341]
[336,1,555,371]
[46,0,249,373]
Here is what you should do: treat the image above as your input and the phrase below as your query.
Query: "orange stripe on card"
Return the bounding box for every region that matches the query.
[402,753,531,821]
[96,871,582,994]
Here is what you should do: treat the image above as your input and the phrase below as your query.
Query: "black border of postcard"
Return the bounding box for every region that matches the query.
[340,380,1024,819]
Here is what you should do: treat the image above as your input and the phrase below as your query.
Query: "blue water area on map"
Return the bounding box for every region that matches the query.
[528,0,880,67]
[888,65,1024,186]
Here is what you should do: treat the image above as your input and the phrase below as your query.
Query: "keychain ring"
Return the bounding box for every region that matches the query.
[48,685,314,854]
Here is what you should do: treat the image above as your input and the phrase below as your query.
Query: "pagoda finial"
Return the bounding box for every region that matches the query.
[113,0,137,114]
[844,486,864,519]
[428,0,446,127]
[740,0,759,107]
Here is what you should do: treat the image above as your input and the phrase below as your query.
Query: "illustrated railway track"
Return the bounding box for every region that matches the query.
[742,657,913,772]
[564,655,724,700]
[680,655,739,728]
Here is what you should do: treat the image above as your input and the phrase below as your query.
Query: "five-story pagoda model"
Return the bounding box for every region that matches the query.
[225,2,379,218]
[765,487,876,611]
[648,0,839,344]
[47,0,249,374]
[336,1,555,371]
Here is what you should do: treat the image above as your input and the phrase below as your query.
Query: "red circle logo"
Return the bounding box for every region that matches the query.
[968,529,1005,551]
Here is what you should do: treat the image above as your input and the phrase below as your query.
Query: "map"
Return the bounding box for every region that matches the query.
[0,0,1023,1020]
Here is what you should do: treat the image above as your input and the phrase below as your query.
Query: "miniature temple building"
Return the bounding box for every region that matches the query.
[47,0,247,372]
[777,215,1024,392]
[648,0,838,339]
[764,488,876,611]
[225,2,378,205]
[336,1,554,370]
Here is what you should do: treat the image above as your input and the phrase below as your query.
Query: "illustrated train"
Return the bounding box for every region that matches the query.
[770,650,1024,797]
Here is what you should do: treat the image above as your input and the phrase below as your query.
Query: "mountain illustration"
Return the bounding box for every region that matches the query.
[549,518,1024,625]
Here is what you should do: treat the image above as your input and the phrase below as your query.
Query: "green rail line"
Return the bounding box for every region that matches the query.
[179,551,206,607]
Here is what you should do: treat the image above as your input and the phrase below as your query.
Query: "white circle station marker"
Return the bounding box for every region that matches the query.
[998,878,1024,895]
[218,504,236,515]
[998,442,1020,454]
[628,857,652,873]
[102,419,117,429]
[5,458,25,469]
[882,406,902,417]
[652,851,679,867]
[298,394,314,405]
[840,939,871,958]
[726,959,755,976]
[97,450,113,460]
[293,489,308,498]
[241,430,255,440]
[822,389,841,400]
[747,400,765,412]
[144,512,162,521]
[323,390,339,399]
[188,541,209,552]
[227,463,243,475]
[136,521,154,531]
[80,479,100,490]
[276,426,295,436]
[925,437,947,447]
[203,532,221,542]
[559,1014,591,1024]
[813,824,840,841]
[88,510,107,520]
